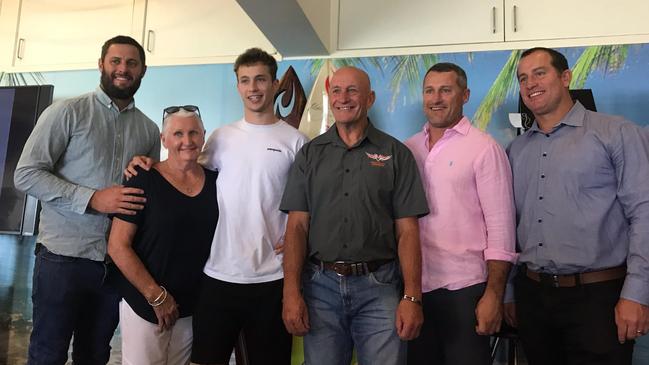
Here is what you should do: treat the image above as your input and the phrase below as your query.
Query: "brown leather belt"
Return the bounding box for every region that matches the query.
[525,266,626,288]
[310,257,393,276]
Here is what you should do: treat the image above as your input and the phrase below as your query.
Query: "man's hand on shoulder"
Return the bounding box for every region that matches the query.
[89,185,146,215]
[396,297,423,340]
[615,298,649,343]
[124,156,155,180]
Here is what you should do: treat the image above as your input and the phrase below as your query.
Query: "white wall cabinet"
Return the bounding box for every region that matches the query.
[142,0,274,66]
[2,0,138,72]
[0,0,275,72]
[335,0,649,55]
[2,0,649,71]
[503,0,649,42]
[338,0,504,50]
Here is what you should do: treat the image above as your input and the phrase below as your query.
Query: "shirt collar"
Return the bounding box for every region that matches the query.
[527,101,585,136]
[314,118,385,148]
[421,116,471,148]
[95,86,135,111]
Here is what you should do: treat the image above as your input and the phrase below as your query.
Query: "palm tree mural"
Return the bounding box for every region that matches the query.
[308,57,384,78]
[385,55,438,112]
[473,50,522,131]
[0,72,46,86]
[308,45,631,132]
[570,45,628,89]
[308,55,439,113]
[473,45,629,131]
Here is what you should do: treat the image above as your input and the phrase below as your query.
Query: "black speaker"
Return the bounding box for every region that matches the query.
[0,85,54,235]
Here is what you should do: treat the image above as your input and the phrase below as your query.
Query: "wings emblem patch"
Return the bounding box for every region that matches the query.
[365,152,392,167]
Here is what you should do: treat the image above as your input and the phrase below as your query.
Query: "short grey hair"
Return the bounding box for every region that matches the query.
[162,109,204,133]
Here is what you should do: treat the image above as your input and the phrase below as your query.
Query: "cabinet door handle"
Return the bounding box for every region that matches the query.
[492,6,497,34]
[17,38,25,60]
[146,30,155,52]
[513,5,518,32]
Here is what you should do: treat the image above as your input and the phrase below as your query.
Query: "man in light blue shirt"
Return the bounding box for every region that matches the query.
[14,35,160,365]
[507,47,649,365]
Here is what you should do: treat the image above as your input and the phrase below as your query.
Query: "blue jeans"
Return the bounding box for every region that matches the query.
[302,260,405,365]
[28,245,120,365]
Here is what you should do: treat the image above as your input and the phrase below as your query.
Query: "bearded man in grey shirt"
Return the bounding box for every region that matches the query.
[14,35,160,365]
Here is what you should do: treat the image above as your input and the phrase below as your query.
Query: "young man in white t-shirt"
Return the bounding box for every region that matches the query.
[126,48,307,364]
[190,48,308,365]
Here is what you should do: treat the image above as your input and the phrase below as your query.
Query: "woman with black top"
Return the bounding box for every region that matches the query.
[107,106,217,365]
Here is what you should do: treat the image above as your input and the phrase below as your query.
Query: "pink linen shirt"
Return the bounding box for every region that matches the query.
[405,117,517,292]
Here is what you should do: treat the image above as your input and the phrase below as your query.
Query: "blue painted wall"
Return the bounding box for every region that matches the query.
[41,44,649,148]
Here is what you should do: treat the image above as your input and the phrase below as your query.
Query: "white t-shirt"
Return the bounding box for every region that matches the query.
[199,119,309,283]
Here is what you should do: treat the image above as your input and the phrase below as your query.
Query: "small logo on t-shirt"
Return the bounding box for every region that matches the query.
[267,147,282,153]
[366,152,392,167]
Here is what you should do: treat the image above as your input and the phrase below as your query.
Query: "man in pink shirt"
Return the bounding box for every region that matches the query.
[405,62,517,365]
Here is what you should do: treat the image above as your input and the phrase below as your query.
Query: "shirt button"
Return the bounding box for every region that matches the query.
[545,134,550,138]
[538,243,543,246]
[345,169,350,173]
[343,217,348,223]
[542,152,547,157]
[344,192,349,197]
[539,196,543,200]
[343,244,348,248]
[541,174,545,178]
[538,219,542,223]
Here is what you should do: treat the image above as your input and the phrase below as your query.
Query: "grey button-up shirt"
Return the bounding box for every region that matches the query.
[507,101,649,305]
[14,87,160,261]
[280,122,429,262]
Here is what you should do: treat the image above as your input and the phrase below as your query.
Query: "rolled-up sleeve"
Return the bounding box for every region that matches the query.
[475,142,518,264]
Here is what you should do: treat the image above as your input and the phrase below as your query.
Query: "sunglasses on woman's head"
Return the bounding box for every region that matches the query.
[162,105,201,121]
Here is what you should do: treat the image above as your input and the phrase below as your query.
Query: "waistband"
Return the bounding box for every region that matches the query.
[309,257,393,276]
[524,265,626,288]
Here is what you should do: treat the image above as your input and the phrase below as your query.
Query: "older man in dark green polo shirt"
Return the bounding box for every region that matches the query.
[280,66,429,365]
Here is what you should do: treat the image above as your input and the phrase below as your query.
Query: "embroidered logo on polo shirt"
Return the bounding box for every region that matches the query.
[366,152,391,167]
[267,147,282,153]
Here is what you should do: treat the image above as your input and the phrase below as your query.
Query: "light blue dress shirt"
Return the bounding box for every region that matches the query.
[14,87,160,261]
[507,101,649,305]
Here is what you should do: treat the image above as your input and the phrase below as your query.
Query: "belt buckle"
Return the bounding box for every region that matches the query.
[333,261,348,277]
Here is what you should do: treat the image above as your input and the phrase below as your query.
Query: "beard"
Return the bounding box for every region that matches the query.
[100,71,142,100]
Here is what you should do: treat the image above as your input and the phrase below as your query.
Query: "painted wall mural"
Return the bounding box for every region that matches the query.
[18,43,646,150]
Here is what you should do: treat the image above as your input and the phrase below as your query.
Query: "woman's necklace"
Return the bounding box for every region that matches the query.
[158,163,202,195]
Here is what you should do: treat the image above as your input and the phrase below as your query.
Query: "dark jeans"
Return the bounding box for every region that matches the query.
[515,273,633,365]
[28,245,120,365]
[407,282,491,365]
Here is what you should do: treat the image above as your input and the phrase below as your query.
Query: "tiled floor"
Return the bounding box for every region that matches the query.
[3,233,647,365]
[0,234,35,365]
[0,234,514,365]
[0,234,121,365]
